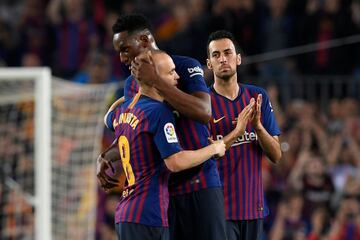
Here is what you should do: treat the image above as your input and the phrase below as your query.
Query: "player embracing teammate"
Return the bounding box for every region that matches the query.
[97,13,281,240]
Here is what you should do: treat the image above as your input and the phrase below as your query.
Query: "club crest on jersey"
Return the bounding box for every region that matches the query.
[187,66,204,77]
[164,123,178,143]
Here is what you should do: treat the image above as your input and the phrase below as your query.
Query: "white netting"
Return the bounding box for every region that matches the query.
[0,73,117,240]
[0,78,36,240]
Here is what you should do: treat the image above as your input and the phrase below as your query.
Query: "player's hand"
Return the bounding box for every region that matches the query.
[235,98,255,135]
[96,154,119,192]
[251,94,262,130]
[209,138,226,158]
[131,51,157,85]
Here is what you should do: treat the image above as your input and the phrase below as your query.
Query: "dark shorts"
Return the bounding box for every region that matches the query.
[226,219,263,240]
[169,187,227,240]
[115,222,169,240]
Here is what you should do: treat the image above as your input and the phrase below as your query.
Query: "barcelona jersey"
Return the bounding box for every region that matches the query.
[124,55,222,196]
[209,84,281,220]
[106,94,182,227]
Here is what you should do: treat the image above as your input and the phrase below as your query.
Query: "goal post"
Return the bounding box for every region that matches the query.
[0,67,119,240]
[0,67,52,240]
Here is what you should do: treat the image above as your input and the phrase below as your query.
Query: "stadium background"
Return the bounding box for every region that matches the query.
[1,0,360,239]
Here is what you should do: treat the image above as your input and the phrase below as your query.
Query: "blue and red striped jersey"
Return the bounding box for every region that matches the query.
[106,94,182,227]
[209,84,281,220]
[124,55,222,196]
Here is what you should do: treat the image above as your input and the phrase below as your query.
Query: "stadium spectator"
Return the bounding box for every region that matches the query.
[98,10,128,80]
[72,49,117,84]
[269,191,307,240]
[21,52,41,67]
[47,0,99,78]
[1,1,360,239]
[327,177,360,239]
[258,0,296,94]
[307,207,331,239]
[17,0,54,66]
[298,0,354,74]
[288,151,335,222]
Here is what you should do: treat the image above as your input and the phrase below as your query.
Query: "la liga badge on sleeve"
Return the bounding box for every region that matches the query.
[164,123,178,143]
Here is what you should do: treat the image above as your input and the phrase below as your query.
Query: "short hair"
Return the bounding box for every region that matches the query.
[112,13,152,35]
[207,30,241,56]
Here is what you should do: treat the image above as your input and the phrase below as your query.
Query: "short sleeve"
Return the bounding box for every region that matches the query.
[153,106,182,159]
[174,56,209,94]
[105,110,115,132]
[261,90,281,136]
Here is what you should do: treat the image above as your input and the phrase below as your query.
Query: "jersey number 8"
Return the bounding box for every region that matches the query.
[118,136,135,186]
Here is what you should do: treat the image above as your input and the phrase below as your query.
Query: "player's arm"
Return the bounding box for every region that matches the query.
[252,94,282,163]
[158,88,211,124]
[104,96,125,127]
[154,106,225,172]
[98,105,124,191]
[164,140,225,172]
[96,139,122,191]
[221,98,255,149]
[131,52,211,124]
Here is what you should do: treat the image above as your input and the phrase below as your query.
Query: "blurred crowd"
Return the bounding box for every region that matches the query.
[97,89,360,240]
[0,0,360,82]
[263,92,360,240]
[1,0,360,239]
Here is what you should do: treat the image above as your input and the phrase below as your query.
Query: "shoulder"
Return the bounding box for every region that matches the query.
[172,55,201,66]
[242,84,269,96]
[172,55,203,76]
[140,99,173,118]
[124,75,134,84]
[208,85,216,95]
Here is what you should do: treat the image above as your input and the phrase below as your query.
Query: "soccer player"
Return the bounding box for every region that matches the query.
[98,13,227,240]
[104,50,226,240]
[206,30,282,240]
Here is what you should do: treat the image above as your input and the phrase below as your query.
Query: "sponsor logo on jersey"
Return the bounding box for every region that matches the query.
[187,66,204,77]
[164,123,178,143]
[216,130,258,147]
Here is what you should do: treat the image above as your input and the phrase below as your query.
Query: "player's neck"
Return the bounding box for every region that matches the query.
[214,76,239,100]
[150,43,159,50]
[140,86,163,102]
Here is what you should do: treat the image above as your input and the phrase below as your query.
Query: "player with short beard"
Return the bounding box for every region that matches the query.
[207,30,282,240]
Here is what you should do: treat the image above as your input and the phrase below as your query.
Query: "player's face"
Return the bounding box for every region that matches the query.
[207,38,241,81]
[113,31,147,66]
[153,53,179,87]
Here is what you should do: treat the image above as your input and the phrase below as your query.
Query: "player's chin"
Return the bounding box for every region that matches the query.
[218,73,232,80]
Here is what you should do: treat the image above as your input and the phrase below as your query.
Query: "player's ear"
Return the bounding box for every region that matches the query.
[139,34,149,42]
[139,34,150,48]
[206,58,212,70]
[236,53,241,66]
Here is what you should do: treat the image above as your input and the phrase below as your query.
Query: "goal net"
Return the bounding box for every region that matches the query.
[0,68,118,240]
